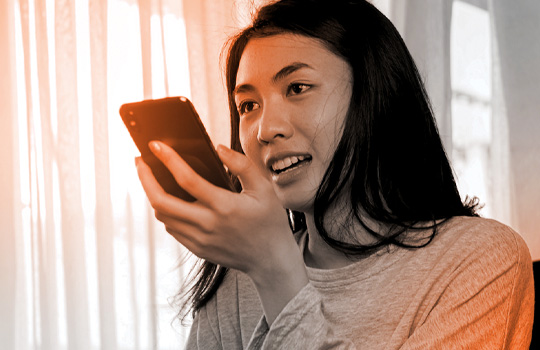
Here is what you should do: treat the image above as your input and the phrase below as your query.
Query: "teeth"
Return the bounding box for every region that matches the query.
[271,155,308,172]
[283,158,292,168]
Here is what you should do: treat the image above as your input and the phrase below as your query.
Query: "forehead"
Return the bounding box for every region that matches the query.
[236,33,349,84]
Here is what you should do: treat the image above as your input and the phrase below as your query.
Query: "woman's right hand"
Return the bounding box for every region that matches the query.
[136,141,309,323]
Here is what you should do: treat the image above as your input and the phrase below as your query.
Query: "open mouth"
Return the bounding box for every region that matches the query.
[270,155,312,174]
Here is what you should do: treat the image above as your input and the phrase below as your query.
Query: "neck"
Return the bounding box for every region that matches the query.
[302,206,380,269]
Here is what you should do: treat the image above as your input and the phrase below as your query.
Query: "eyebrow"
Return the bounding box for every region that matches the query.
[233,62,312,96]
[272,62,311,83]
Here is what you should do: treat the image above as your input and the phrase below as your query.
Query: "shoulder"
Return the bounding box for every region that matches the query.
[393,217,535,348]
[400,216,534,314]
[431,216,534,304]
[435,216,535,346]
[437,216,531,265]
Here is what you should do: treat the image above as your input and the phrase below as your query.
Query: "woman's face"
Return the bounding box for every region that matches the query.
[234,33,352,212]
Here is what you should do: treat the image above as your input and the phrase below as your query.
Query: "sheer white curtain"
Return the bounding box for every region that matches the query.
[0,0,248,349]
[488,0,540,259]
[1,1,19,348]
[384,0,540,260]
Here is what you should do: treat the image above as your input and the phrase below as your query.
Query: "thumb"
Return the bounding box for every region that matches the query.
[217,145,266,191]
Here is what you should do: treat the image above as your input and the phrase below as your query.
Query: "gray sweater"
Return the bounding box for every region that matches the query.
[185,216,534,349]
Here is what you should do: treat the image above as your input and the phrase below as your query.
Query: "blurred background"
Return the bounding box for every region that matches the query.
[1,0,539,349]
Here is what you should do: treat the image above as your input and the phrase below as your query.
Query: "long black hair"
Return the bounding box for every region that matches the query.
[176,0,479,320]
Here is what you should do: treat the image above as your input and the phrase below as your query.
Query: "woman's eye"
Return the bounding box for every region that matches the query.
[287,83,311,96]
[238,101,259,116]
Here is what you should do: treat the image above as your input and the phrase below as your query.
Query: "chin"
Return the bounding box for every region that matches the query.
[275,190,315,214]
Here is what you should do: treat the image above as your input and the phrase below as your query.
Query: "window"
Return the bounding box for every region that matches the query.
[450,0,492,216]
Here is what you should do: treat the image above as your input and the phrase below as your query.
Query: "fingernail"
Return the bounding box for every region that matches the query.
[134,156,141,166]
[149,141,161,152]
[217,144,230,154]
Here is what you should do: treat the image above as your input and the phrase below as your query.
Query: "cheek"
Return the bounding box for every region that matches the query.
[321,95,349,148]
[239,122,260,163]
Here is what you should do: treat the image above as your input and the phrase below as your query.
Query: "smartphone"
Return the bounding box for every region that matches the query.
[119,96,235,202]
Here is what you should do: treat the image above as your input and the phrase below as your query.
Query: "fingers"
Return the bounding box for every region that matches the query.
[155,212,209,257]
[216,145,267,192]
[156,211,235,264]
[164,221,208,259]
[136,156,211,224]
[155,209,217,236]
[148,141,227,204]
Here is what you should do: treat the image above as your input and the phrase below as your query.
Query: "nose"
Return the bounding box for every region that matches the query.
[257,103,294,144]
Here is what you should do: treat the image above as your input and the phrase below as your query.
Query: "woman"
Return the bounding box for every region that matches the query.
[136,0,534,348]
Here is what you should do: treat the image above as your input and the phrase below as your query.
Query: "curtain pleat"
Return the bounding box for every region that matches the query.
[125,193,141,348]
[401,0,454,153]
[34,0,59,349]
[137,1,159,347]
[54,0,91,348]
[17,0,43,345]
[489,0,540,260]
[146,202,159,350]
[158,0,170,97]
[89,0,118,349]
[138,0,153,99]
[489,9,514,235]
[0,0,17,347]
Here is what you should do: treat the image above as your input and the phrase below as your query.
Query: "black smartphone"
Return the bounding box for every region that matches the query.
[119,96,235,202]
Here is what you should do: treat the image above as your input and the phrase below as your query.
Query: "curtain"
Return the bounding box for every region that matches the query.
[183,0,235,147]
[0,2,18,350]
[0,0,248,349]
[390,0,540,260]
[488,0,540,259]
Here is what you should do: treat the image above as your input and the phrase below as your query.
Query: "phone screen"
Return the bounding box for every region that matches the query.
[119,96,235,201]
